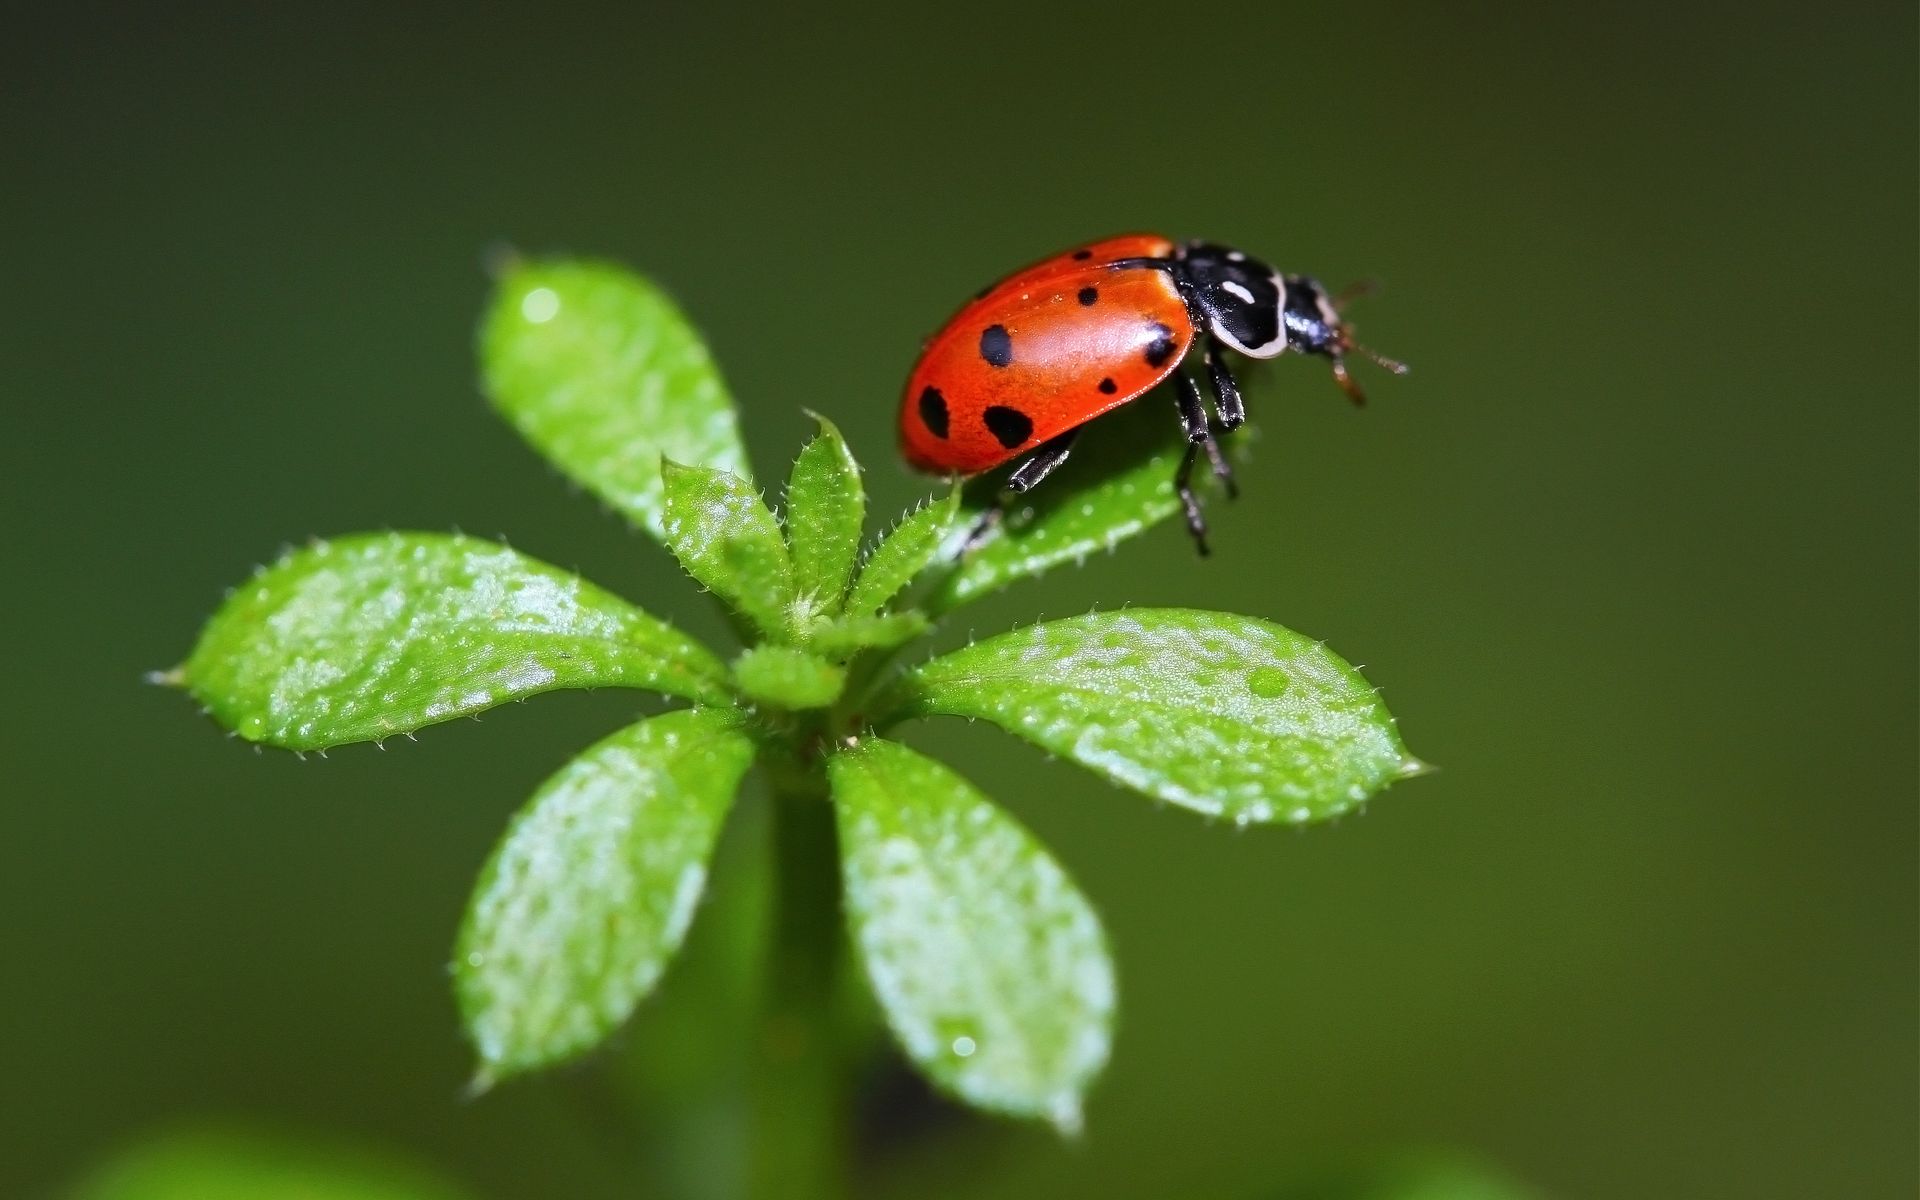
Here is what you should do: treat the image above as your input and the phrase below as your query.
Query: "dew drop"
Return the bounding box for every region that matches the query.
[521,287,561,324]
[951,1035,977,1058]
[1247,667,1290,698]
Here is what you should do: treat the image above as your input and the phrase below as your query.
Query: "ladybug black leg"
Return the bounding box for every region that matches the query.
[1173,368,1209,443]
[1175,442,1211,556]
[1171,371,1214,555]
[1204,338,1246,430]
[960,505,1003,553]
[1196,340,1242,499]
[1006,429,1079,493]
[1202,436,1239,500]
[1174,365,1234,491]
[957,430,1082,556]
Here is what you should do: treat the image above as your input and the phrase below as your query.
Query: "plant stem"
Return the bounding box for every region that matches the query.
[748,757,851,1200]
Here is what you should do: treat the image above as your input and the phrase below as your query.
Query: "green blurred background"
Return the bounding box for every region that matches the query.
[6,2,1914,1196]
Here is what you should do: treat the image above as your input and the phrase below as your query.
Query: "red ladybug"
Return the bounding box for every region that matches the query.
[900,234,1405,553]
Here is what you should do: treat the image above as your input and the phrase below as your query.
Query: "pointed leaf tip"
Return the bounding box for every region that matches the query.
[456,708,756,1081]
[482,257,749,541]
[1050,1095,1085,1139]
[894,608,1414,824]
[481,240,522,279]
[178,532,729,750]
[830,739,1113,1125]
[807,609,929,659]
[731,644,845,710]
[844,488,961,618]
[784,413,866,616]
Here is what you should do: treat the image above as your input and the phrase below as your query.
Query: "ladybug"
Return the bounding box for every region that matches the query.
[900,234,1405,553]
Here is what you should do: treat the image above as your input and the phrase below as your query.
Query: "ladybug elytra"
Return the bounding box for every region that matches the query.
[900,234,1404,553]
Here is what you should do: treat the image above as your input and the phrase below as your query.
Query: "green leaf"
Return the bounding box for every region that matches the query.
[891,608,1421,824]
[806,610,930,660]
[70,1125,473,1200]
[732,645,845,710]
[455,708,757,1083]
[930,396,1239,614]
[661,461,795,639]
[784,412,865,617]
[828,738,1113,1131]
[613,794,772,1108]
[1266,1151,1542,1200]
[844,489,960,617]
[175,533,730,750]
[481,257,750,540]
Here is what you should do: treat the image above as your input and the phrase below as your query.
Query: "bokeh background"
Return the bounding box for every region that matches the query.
[6,2,1914,1197]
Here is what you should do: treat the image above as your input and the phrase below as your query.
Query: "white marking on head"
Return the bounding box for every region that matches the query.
[1222,280,1256,305]
[1313,285,1342,327]
[1227,250,1246,262]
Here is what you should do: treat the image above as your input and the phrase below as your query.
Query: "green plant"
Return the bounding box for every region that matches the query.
[160,256,1424,1194]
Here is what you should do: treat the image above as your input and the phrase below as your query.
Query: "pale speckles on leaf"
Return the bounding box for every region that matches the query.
[454,708,755,1081]
[829,739,1113,1129]
[659,461,796,641]
[895,608,1414,823]
[482,258,750,541]
[844,488,961,618]
[784,413,866,616]
[179,532,731,750]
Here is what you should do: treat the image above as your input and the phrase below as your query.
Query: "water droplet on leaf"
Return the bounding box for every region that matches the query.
[520,287,560,324]
[1247,667,1290,698]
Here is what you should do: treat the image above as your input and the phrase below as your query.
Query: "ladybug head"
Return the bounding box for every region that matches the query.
[1170,245,1407,406]
[1284,276,1408,407]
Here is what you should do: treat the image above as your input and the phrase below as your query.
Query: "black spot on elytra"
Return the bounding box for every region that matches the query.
[1077,286,1098,306]
[1144,322,1179,367]
[982,405,1033,449]
[918,386,949,438]
[1098,377,1118,395]
[1072,248,1094,260]
[979,324,1014,368]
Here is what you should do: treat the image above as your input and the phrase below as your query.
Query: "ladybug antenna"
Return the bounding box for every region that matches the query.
[1332,278,1383,307]
[1327,280,1407,371]
[1329,329,1409,407]
[1356,342,1410,376]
